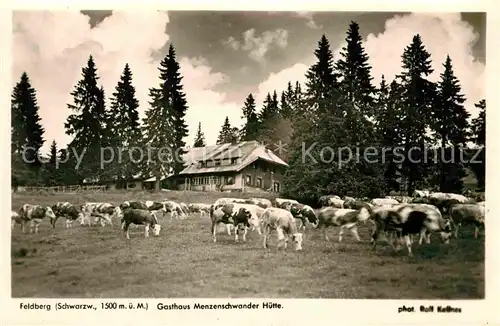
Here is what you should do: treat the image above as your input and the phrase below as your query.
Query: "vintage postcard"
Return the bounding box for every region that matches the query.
[2,2,498,326]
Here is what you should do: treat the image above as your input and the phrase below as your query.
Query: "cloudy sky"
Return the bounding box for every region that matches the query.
[12,11,486,153]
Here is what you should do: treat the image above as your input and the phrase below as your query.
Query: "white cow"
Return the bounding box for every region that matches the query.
[80,202,120,227]
[260,207,304,251]
[18,204,57,234]
[370,198,400,207]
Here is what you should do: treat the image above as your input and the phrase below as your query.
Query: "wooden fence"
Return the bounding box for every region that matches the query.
[17,185,107,193]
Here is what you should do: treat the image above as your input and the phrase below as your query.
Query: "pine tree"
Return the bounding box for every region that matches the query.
[217,116,239,144]
[471,99,485,146]
[143,44,190,190]
[240,93,260,141]
[193,122,206,147]
[107,63,142,187]
[374,77,403,193]
[258,91,282,149]
[39,140,59,186]
[431,55,470,192]
[11,72,45,188]
[335,21,376,117]
[397,34,436,195]
[65,55,108,183]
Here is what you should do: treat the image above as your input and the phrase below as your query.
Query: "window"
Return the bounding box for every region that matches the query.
[273,182,280,193]
[231,158,238,164]
[245,175,251,186]
[256,177,262,188]
[215,160,221,166]
[128,183,136,189]
[227,176,235,185]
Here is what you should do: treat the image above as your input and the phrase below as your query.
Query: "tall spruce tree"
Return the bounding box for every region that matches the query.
[217,116,239,144]
[240,93,260,141]
[397,34,436,195]
[143,44,189,189]
[65,55,108,183]
[432,55,470,192]
[258,91,281,147]
[107,63,141,187]
[335,21,376,117]
[39,140,59,186]
[193,122,206,147]
[11,72,45,169]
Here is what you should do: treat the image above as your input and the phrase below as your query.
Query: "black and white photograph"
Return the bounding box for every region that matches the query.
[10,10,487,301]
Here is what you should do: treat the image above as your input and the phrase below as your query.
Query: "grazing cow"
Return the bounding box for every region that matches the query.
[210,204,252,242]
[227,203,266,234]
[162,200,185,219]
[449,204,485,239]
[260,207,304,251]
[289,203,318,230]
[209,206,235,241]
[274,198,299,208]
[245,198,273,209]
[370,198,399,207]
[144,201,165,211]
[121,209,162,239]
[316,207,372,242]
[80,202,120,227]
[178,202,190,216]
[188,203,212,217]
[318,195,341,207]
[343,200,373,210]
[427,198,461,215]
[326,197,345,208]
[11,211,22,230]
[428,192,469,203]
[120,201,148,210]
[18,204,56,234]
[370,204,452,257]
[414,190,431,198]
[343,196,356,203]
[51,202,80,228]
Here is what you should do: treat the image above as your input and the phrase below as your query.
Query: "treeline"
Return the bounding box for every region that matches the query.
[12,45,189,190]
[11,21,485,200]
[220,22,485,201]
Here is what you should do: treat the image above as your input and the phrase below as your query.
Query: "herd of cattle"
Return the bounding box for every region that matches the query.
[11,190,486,257]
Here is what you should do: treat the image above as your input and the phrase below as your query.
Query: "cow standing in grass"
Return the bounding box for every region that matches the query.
[370,204,452,257]
[162,201,185,219]
[121,209,162,239]
[80,202,120,227]
[210,204,252,242]
[449,203,485,239]
[316,207,372,242]
[18,204,56,234]
[260,207,303,251]
[289,203,318,230]
[189,203,212,217]
[51,202,80,228]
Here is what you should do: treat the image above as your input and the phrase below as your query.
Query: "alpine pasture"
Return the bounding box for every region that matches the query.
[11,190,484,299]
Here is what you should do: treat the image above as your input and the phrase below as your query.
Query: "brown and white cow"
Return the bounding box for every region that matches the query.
[162,200,185,219]
[210,206,235,241]
[121,209,162,239]
[318,195,341,207]
[18,204,56,234]
[245,198,273,209]
[370,203,452,257]
[51,202,80,228]
[316,206,372,242]
[80,202,120,227]
[188,203,212,217]
[449,203,485,239]
[428,192,469,204]
[289,203,318,230]
[210,203,253,242]
[260,207,303,251]
[343,200,374,211]
[213,197,246,207]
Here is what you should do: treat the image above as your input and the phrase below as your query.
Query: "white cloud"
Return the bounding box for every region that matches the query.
[256,13,485,120]
[223,28,289,63]
[12,10,239,153]
[295,11,322,29]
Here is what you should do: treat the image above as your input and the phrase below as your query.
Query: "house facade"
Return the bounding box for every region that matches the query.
[176,141,288,193]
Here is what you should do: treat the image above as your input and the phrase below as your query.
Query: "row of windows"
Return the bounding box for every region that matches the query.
[190,176,235,185]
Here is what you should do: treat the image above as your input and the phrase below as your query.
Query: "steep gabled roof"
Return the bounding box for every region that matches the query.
[178,141,288,175]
